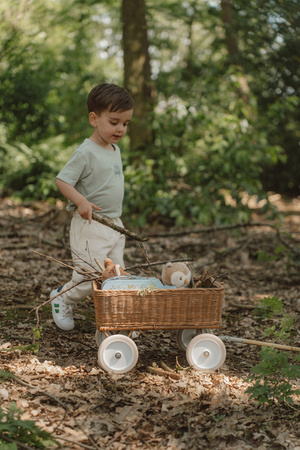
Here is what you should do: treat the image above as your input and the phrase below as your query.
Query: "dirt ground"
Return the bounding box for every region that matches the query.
[0,196,299,449]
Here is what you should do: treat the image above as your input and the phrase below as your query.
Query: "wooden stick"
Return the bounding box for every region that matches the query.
[6,371,69,410]
[244,338,300,352]
[92,213,148,242]
[160,361,175,373]
[220,336,300,352]
[32,250,89,276]
[147,366,181,380]
[126,258,194,271]
[94,258,104,272]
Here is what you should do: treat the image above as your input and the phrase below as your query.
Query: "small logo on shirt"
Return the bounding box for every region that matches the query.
[113,164,121,175]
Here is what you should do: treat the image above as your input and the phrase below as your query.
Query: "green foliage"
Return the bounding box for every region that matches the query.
[1,343,39,354]
[0,371,15,383]
[0,131,74,200]
[264,314,294,342]
[0,1,59,144]
[246,297,300,405]
[0,328,41,354]
[0,402,60,448]
[124,75,283,225]
[233,0,300,194]
[246,347,300,405]
[256,245,286,262]
[254,296,283,319]
[0,0,299,222]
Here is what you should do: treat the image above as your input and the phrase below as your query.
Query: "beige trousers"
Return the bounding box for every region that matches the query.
[60,211,125,306]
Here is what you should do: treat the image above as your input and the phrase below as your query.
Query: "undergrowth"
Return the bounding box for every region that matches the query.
[245,296,300,405]
[0,400,60,449]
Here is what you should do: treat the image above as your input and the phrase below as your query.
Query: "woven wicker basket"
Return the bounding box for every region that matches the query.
[93,280,224,332]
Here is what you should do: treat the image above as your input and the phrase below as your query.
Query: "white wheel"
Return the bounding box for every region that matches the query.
[98,334,139,374]
[186,334,226,371]
[176,329,213,351]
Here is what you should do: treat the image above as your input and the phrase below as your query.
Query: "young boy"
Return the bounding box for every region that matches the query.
[51,83,134,331]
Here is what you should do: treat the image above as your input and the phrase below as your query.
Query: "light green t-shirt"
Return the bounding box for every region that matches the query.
[57,139,124,219]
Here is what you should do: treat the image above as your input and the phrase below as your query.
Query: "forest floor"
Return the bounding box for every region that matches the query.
[0,195,299,449]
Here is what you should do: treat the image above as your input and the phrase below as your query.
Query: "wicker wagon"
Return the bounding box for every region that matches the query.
[93,279,226,374]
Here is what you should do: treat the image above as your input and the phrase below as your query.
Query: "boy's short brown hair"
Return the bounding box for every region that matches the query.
[87,83,134,114]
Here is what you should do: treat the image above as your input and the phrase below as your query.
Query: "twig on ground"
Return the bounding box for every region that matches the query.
[145,221,278,237]
[0,433,36,450]
[175,357,184,371]
[146,221,300,254]
[7,372,69,411]
[160,361,175,373]
[228,301,256,310]
[147,366,181,379]
[54,435,99,450]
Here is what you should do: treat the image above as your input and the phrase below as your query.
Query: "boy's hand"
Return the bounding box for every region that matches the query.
[77,199,102,224]
[55,179,102,223]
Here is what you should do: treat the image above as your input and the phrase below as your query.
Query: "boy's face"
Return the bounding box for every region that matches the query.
[89,109,133,149]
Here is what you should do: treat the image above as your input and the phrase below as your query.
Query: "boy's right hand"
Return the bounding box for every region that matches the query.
[77,199,102,224]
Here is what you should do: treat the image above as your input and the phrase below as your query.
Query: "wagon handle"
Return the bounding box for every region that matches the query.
[219,335,300,352]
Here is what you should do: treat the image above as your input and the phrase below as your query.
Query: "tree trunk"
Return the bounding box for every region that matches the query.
[221,0,249,101]
[122,0,155,164]
[184,4,196,81]
[221,0,239,63]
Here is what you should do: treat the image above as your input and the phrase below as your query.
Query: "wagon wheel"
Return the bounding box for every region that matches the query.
[176,329,213,351]
[186,334,226,371]
[98,334,139,374]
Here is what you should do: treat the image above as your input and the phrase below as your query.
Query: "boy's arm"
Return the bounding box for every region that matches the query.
[56,178,102,224]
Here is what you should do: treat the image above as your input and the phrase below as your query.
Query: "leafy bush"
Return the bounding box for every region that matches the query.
[246,348,300,405]
[124,85,283,226]
[0,401,60,449]
[0,129,74,201]
[246,297,300,405]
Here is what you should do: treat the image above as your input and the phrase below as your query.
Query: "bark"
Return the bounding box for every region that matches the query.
[122,0,155,164]
[221,0,239,63]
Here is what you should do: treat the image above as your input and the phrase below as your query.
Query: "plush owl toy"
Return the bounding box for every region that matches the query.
[101,258,130,282]
[161,262,191,288]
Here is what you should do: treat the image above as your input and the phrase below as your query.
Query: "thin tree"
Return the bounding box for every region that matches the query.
[122,0,155,165]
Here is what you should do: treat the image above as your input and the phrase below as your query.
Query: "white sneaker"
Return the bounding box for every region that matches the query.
[51,287,74,331]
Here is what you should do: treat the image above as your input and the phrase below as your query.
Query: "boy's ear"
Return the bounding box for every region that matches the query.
[89,111,98,127]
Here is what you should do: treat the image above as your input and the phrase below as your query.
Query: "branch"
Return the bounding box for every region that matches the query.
[92,213,148,242]
[7,372,69,411]
[147,221,300,254]
[0,434,36,450]
[126,258,194,271]
[32,250,88,275]
[147,366,181,380]
[55,436,98,450]
[30,278,97,343]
